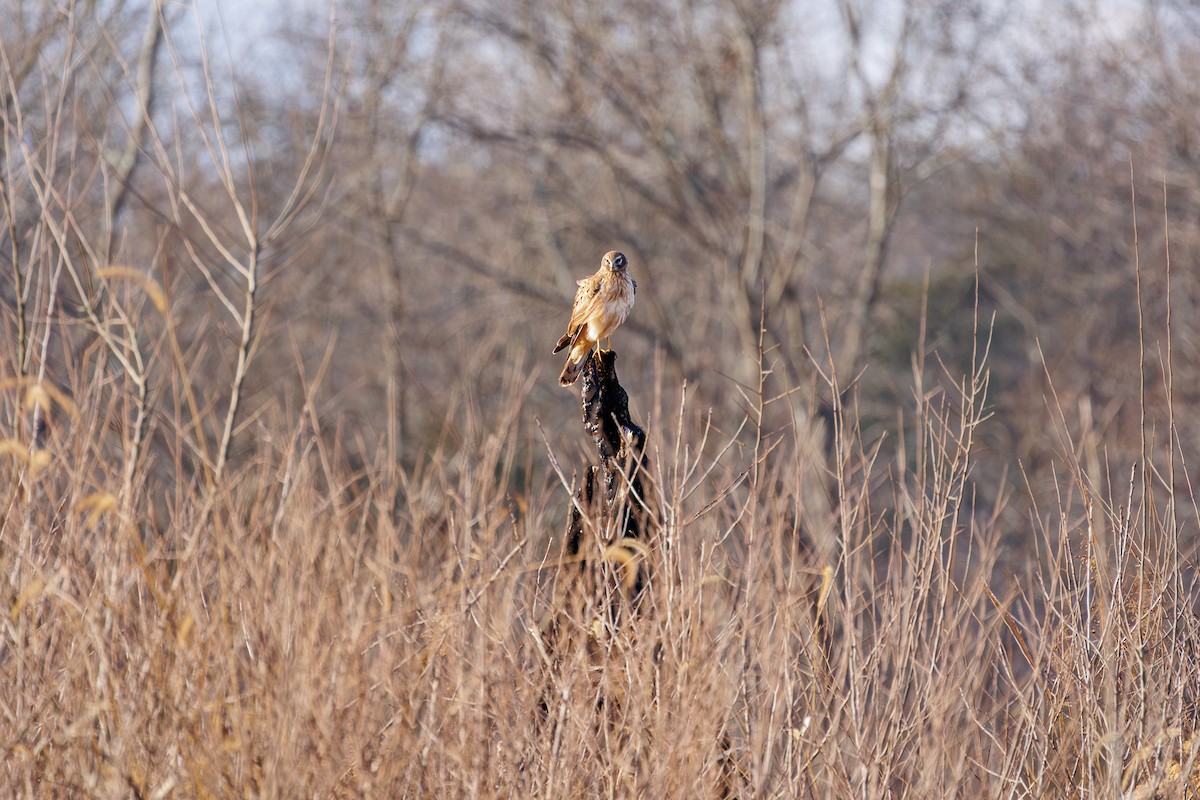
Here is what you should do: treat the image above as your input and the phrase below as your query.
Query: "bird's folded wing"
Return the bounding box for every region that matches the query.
[567,278,604,334]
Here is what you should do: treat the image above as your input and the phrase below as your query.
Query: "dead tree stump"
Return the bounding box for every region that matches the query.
[536,348,656,744]
[538,348,654,681]
[536,350,742,797]
[561,349,653,607]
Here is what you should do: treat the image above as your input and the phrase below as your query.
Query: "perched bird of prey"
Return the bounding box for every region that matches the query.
[553,250,637,386]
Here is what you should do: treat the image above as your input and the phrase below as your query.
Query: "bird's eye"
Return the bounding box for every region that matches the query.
[615,254,626,267]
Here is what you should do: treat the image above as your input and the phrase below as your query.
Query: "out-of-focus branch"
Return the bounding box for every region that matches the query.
[104,0,164,261]
[0,8,81,383]
[837,116,898,383]
[0,175,27,378]
[0,5,64,115]
[731,12,769,372]
[834,0,908,382]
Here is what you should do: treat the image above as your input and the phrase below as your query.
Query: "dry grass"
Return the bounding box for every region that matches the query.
[2,335,1198,798]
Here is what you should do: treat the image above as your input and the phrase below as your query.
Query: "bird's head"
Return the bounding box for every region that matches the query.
[603,251,629,273]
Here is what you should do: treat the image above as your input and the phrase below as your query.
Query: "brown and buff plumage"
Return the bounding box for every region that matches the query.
[553,251,637,386]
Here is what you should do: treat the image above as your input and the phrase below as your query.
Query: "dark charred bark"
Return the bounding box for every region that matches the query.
[562,349,653,602]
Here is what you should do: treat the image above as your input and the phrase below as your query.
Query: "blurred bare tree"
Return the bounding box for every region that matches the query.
[6,0,1200,552]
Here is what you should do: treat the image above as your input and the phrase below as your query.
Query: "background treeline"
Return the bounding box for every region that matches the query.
[4,0,1199,547]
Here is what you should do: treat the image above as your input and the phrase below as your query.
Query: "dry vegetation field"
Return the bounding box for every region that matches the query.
[5,329,1200,798]
[3,0,1200,797]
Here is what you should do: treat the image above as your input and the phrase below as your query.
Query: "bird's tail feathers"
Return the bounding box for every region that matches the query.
[559,357,583,386]
[554,326,586,354]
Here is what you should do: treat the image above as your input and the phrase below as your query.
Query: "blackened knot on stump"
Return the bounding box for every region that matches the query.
[563,349,653,601]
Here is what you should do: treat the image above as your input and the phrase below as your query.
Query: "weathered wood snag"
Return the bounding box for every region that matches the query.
[537,350,745,798]
[535,349,654,731]
[562,349,653,606]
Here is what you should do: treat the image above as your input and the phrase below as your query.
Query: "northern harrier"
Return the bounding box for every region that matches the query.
[553,250,636,386]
